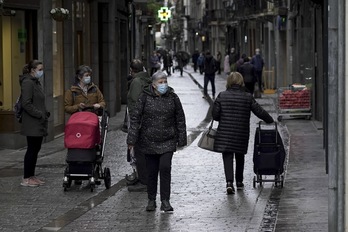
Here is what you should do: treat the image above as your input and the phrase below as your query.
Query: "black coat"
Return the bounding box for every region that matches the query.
[238,62,256,83]
[212,85,274,154]
[127,85,187,155]
[20,74,48,137]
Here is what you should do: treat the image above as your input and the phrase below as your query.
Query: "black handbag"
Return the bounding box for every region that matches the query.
[197,120,218,152]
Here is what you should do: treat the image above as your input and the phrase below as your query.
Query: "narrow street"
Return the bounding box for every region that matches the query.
[1,66,320,232]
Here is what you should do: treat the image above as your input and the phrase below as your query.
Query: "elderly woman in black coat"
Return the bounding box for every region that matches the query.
[212,72,274,194]
[127,71,187,212]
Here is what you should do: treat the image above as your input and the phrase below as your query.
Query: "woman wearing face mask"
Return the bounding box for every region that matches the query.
[127,71,187,212]
[20,60,50,187]
[64,65,106,114]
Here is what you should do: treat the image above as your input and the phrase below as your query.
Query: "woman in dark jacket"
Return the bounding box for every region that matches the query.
[212,72,274,194]
[20,60,49,187]
[127,71,187,212]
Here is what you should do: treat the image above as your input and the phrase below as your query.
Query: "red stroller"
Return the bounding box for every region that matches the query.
[63,107,111,192]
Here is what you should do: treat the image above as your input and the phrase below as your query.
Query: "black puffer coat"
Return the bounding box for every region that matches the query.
[127,85,187,155]
[212,85,274,154]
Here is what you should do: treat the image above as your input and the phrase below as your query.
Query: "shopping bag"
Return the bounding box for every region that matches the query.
[197,120,218,152]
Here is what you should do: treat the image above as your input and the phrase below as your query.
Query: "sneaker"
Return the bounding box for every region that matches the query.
[226,182,235,194]
[30,176,45,185]
[236,182,244,190]
[146,200,156,211]
[21,178,39,187]
[128,182,147,192]
[160,200,174,212]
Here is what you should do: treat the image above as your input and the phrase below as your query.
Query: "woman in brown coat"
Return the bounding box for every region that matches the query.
[20,60,49,187]
[64,65,106,114]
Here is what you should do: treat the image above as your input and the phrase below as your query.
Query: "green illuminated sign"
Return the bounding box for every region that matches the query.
[158,7,171,21]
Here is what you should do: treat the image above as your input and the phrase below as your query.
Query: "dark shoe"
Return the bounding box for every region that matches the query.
[146,200,156,211]
[127,182,147,192]
[160,200,174,212]
[236,182,244,190]
[202,95,208,99]
[226,182,235,194]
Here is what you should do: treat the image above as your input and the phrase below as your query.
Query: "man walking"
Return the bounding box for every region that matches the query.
[203,51,217,99]
[126,59,152,192]
[251,48,265,92]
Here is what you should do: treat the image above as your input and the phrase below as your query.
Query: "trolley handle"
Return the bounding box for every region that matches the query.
[258,121,278,144]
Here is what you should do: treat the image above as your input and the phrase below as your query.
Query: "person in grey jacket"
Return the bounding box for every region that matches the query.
[127,71,187,212]
[20,60,50,187]
[212,72,273,194]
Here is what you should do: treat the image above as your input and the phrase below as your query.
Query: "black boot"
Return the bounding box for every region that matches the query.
[146,200,156,211]
[160,199,174,212]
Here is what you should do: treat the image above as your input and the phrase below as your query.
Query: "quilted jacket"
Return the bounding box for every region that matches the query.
[127,85,187,155]
[212,85,274,154]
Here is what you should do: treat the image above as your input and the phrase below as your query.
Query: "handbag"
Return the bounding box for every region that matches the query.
[197,120,218,152]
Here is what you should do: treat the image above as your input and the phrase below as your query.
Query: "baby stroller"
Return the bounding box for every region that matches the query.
[253,121,286,188]
[63,107,111,192]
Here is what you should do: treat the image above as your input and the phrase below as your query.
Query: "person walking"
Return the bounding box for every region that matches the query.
[223,51,231,76]
[251,48,265,92]
[203,51,217,99]
[212,72,274,194]
[125,59,152,192]
[216,51,222,75]
[162,51,173,76]
[64,65,106,115]
[20,60,50,187]
[175,52,185,77]
[150,51,160,76]
[192,50,199,72]
[127,71,187,212]
[238,57,257,94]
[197,52,205,75]
[229,47,239,72]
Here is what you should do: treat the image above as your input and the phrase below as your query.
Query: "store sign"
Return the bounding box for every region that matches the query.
[158,7,171,22]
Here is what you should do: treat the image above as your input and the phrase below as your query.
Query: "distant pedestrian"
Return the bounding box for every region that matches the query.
[20,60,50,187]
[125,59,152,192]
[235,53,247,71]
[162,51,173,76]
[229,47,239,71]
[238,57,257,94]
[212,72,274,194]
[216,51,222,74]
[175,52,184,76]
[224,51,231,76]
[150,51,160,76]
[203,51,217,99]
[127,71,187,212]
[192,50,199,72]
[197,52,205,74]
[251,48,265,92]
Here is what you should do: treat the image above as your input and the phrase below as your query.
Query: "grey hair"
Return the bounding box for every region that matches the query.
[152,71,167,83]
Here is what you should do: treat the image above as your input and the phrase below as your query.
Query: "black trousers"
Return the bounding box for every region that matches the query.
[255,70,262,90]
[203,74,216,97]
[245,82,255,94]
[134,146,147,185]
[24,136,43,178]
[145,152,173,201]
[222,152,245,183]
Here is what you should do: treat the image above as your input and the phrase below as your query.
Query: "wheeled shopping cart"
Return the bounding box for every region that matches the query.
[253,121,286,188]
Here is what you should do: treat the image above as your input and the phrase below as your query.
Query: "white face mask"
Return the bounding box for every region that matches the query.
[35,70,44,78]
[82,76,91,84]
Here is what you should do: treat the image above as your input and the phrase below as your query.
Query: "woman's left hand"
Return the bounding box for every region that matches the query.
[93,103,101,109]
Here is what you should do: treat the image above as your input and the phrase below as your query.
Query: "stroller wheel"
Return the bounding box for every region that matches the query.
[104,167,111,189]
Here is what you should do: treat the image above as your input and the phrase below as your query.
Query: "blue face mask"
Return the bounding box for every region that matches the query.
[83,76,91,85]
[35,70,44,79]
[157,83,168,95]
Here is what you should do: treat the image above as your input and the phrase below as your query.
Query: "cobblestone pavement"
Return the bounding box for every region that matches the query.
[0,66,291,232]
